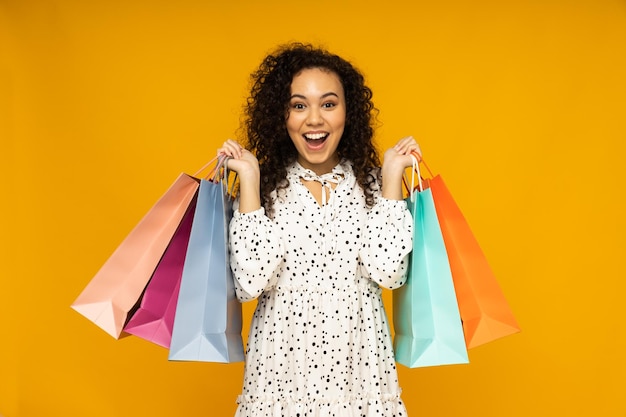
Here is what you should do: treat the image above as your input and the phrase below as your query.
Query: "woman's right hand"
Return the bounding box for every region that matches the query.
[218,139,261,213]
[218,139,260,181]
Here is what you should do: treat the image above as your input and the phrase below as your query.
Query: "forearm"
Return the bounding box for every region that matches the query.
[381,165,405,200]
[237,171,261,213]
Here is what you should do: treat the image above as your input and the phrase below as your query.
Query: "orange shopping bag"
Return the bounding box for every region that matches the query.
[422,159,520,348]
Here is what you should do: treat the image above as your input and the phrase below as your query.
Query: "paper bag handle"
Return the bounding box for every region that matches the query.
[192,154,239,198]
[402,151,438,199]
[410,154,423,200]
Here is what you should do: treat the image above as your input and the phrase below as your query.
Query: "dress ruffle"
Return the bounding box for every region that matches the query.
[236,392,407,417]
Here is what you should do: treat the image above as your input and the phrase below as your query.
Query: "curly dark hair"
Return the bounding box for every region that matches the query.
[243,42,380,216]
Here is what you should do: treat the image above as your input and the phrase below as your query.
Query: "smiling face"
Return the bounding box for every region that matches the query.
[286,67,346,175]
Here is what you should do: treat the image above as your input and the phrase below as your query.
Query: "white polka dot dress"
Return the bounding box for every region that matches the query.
[229,160,413,417]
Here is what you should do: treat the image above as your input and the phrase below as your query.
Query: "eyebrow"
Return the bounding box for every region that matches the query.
[290,92,340,100]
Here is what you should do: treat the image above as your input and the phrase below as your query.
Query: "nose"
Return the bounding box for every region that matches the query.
[306,107,323,126]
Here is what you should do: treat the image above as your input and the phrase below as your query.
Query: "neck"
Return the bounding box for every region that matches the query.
[297,156,341,176]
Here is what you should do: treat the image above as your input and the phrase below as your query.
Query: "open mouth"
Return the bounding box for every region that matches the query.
[303,133,329,146]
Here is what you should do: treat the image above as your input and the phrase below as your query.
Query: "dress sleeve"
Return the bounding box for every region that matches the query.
[229,207,284,302]
[359,197,413,290]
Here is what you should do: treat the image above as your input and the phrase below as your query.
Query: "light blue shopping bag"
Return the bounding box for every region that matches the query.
[169,157,244,363]
[393,159,469,368]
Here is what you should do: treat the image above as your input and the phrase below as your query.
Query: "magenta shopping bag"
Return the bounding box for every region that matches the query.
[123,194,198,348]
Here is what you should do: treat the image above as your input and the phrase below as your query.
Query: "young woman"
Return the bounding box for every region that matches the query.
[218,43,420,417]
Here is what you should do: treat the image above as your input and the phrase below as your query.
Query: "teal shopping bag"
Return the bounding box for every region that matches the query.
[393,159,469,368]
[168,157,244,363]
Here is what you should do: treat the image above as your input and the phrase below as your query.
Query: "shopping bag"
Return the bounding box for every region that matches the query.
[122,193,198,348]
[71,173,200,338]
[423,161,520,348]
[393,157,469,368]
[168,157,244,363]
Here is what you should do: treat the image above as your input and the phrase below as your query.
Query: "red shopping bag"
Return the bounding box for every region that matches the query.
[421,159,520,348]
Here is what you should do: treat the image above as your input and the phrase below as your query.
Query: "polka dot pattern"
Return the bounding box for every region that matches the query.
[229,160,413,416]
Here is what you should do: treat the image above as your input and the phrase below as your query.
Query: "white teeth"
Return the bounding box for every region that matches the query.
[304,133,328,140]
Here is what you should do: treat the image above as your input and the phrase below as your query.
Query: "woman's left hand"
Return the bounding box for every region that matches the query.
[381,136,422,200]
[384,136,422,170]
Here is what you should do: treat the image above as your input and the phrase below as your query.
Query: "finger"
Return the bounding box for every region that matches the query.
[218,147,237,158]
[411,145,422,160]
[401,138,421,157]
[396,142,417,156]
[220,140,244,159]
[395,136,420,154]
[393,135,412,150]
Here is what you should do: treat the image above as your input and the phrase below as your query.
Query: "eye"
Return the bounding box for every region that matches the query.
[290,102,306,110]
[322,102,336,109]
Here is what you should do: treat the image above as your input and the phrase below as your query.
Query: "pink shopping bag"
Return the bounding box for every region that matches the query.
[72,173,201,338]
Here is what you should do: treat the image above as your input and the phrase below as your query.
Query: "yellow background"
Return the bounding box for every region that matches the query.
[2,0,625,416]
